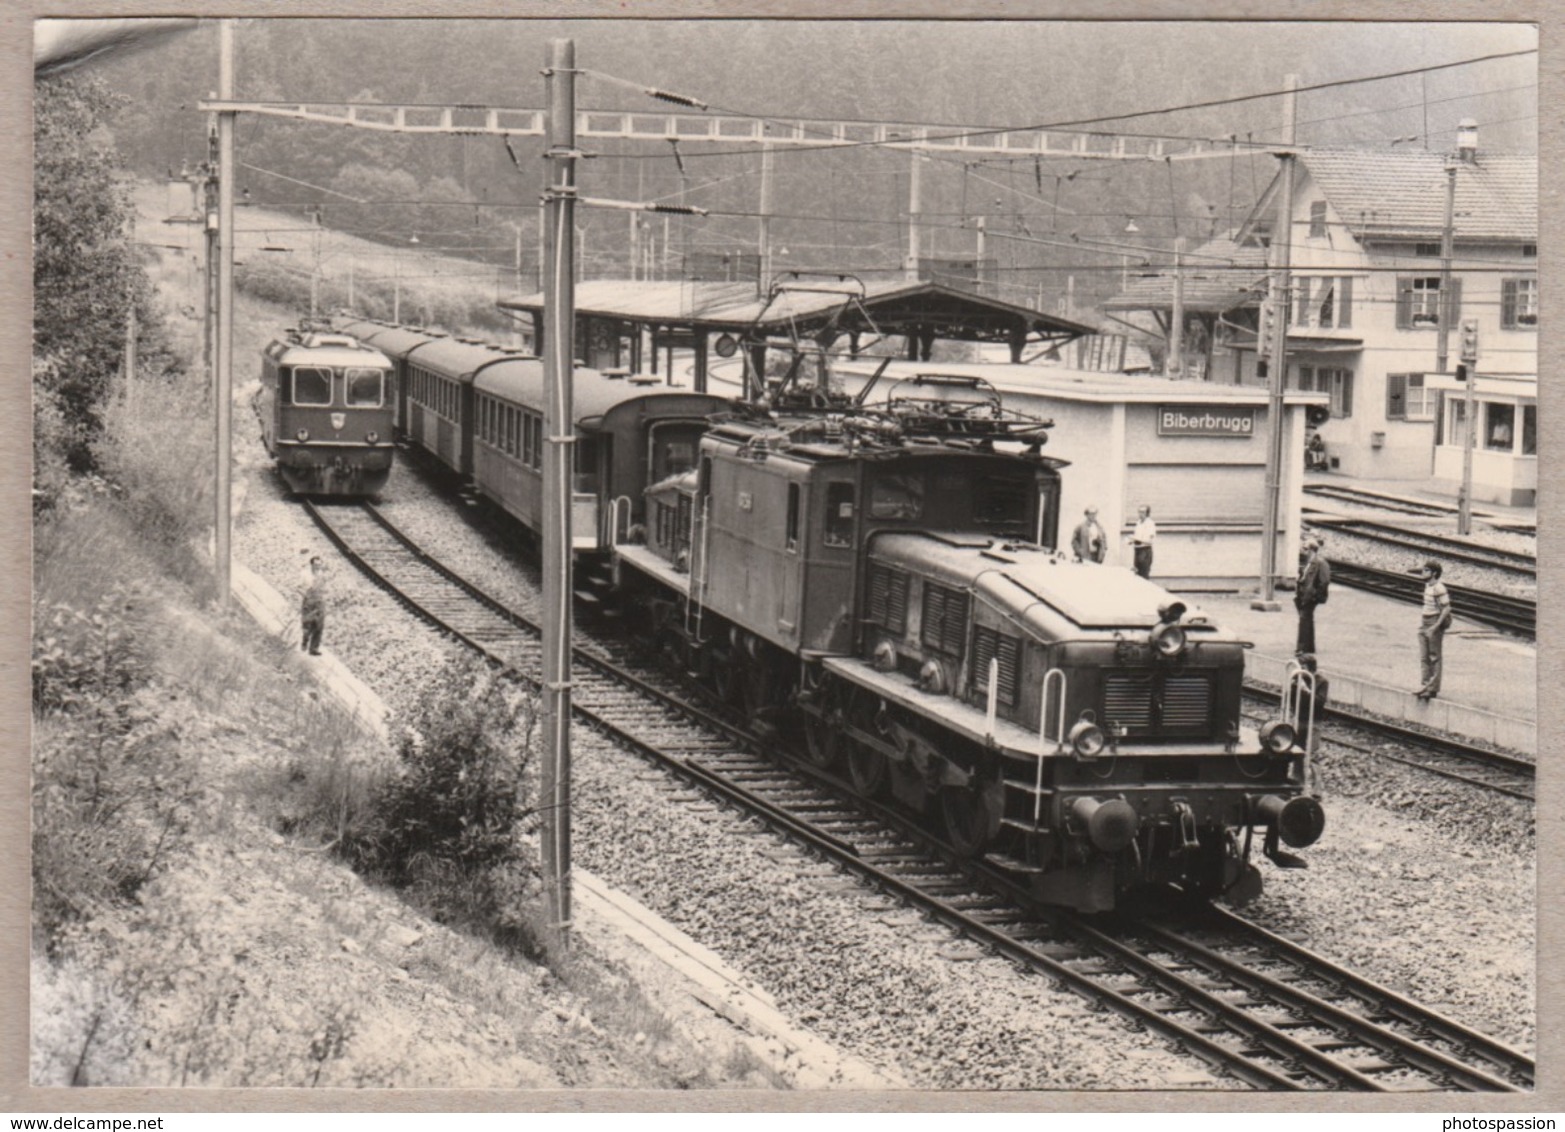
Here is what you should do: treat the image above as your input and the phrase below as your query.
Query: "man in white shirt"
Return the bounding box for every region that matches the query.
[1129,505,1156,578]
[1415,559,1452,701]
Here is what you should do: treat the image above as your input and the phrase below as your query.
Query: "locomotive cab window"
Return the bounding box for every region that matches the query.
[974,474,1032,534]
[870,472,924,520]
[291,366,332,406]
[823,482,855,548]
[345,368,384,407]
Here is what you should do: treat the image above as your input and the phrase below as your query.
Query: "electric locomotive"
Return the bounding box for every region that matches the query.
[257,324,396,496]
[613,373,1322,913]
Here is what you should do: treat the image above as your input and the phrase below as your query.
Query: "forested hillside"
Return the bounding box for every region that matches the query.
[91,19,1537,313]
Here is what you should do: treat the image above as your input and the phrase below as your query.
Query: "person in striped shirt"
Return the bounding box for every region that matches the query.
[1416,559,1452,701]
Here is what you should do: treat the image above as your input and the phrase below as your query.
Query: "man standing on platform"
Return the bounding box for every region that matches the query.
[1129,504,1156,577]
[1071,506,1107,563]
[1415,559,1452,701]
[1294,535,1330,655]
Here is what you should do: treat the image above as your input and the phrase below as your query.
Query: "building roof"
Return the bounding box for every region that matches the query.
[501,278,1097,343]
[1258,148,1537,245]
[1102,233,1269,314]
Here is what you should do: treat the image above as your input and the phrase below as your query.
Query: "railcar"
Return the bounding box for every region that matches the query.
[470,361,730,553]
[257,327,396,497]
[613,377,1322,912]
[333,317,448,438]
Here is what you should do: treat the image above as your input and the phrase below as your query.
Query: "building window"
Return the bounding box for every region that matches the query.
[1415,242,1442,258]
[1397,276,1459,329]
[1445,398,1469,449]
[1386,374,1436,422]
[1522,405,1536,455]
[1297,365,1354,419]
[1309,201,1327,239]
[1501,278,1538,329]
[1485,403,1516,452]
[1295,276,1353,330]
[1523,243,1537,258]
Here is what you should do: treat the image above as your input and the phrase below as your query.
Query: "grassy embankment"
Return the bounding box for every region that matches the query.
[31,196,752,1089]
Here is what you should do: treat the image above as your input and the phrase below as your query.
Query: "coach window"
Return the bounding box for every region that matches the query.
[291,366,332,406]
[345,368,384,407]
[785,483,800,552]
[575,435,603,495]
[823,482,855,548]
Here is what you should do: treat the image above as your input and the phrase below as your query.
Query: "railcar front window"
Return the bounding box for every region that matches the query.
[291,366,332,406]
[870,472,924,520]
[345,368,385,407]
[975,475,1031,533]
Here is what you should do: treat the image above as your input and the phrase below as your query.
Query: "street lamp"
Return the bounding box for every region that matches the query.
[1121,218,1140,288]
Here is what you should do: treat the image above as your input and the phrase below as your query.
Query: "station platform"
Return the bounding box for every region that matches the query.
[1193,586,1536,755]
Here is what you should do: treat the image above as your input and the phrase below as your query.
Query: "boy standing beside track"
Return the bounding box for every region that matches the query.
[1415,559,1452,701]
[300,553,329,657]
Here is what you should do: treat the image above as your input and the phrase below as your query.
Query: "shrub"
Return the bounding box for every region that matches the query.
[349,656,539,888]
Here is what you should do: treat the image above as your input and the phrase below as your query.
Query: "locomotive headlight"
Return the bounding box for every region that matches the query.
[1149,623,1187,658]
[366,431,380,445]
[1258,719,1297,753]
[296,427,310,442]
[1068,718,1107,758]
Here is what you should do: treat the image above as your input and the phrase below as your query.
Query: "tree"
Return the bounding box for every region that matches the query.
[33,75,143,473]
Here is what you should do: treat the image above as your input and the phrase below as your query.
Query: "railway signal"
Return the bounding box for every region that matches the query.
[1456,319,1479,535]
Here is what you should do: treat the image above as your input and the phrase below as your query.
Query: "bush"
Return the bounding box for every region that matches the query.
[349,656,539,888]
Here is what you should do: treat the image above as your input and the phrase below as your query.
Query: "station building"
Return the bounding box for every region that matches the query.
[504,278,1325,591]
[1105,125,1537,507]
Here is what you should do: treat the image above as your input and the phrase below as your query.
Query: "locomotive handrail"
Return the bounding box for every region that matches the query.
[607,494,632,548]
[1284,661,1320,790]
[983,657,1000,743]
[1036,667,1068,823]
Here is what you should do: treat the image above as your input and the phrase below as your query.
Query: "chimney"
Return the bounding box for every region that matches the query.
[1457,118,1478,164]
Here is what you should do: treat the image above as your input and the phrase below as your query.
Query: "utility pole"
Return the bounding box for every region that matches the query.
[904,130,926,282]
[540,37,578,945]
[1255,150,1296,608]
[203,112,218,376]
[758,140,774,288]
[1435,159,1457,374]
[309,207,322,317]
[1457,320,1479,535]
[123,286,137,419]
[214,18,235,610]
[1169,240,1185,378]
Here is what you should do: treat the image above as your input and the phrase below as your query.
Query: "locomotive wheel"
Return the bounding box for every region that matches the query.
[801,708,842,769]
[847,742,888,797]
[941,784,997,858]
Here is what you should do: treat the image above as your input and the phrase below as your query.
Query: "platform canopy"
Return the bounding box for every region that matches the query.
[501,277,1096,354]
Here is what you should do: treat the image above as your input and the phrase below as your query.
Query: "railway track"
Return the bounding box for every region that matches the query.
[1241,690,1535,802]
[302,497,1533,1092]
[1304,485,1535,535]
[1325,560,1536,639]
[1305,514,1536,577]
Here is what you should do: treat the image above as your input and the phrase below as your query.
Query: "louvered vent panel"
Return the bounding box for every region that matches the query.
[886,571,908,632]
[1162,675,1214,732]
[867,565,890,626]
[1103,674,1155,732]
[971,627,1021,706]
[923,585,969,655]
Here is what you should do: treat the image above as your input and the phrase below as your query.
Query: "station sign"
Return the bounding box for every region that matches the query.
[1157,405,1257,438]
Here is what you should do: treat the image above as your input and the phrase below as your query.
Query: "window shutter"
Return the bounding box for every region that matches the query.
[1297,364,1314,392]
[1338,276,1353,329]
[1443,277,1463,327]
[1502,279,1517,329]
[1340,372,1354,418]
[1295,278,1311,326]
[1387,374,1407,420]
[1396,276,1412,329]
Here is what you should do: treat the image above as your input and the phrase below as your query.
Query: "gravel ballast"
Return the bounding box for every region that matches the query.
[234,440,1535,1087]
